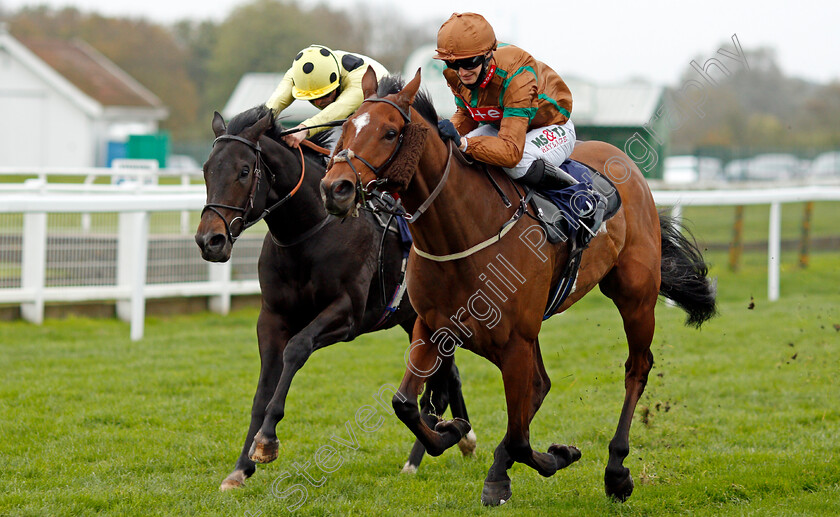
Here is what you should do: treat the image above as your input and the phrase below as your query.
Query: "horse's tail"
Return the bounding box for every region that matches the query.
[658,212,717,328]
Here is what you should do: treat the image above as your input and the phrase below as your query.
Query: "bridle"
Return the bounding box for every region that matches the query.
[201,134,304,243]
[332,97,451,223]
[331,98,409,206]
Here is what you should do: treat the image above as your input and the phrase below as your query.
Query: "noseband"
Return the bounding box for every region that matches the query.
[201,134,305,243]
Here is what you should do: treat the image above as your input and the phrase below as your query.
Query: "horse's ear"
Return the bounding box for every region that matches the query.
[212,111,226,137]
[362,66,378,99]
[397,68,422,107]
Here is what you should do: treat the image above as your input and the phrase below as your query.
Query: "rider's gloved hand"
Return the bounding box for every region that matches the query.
[437,119,461,144]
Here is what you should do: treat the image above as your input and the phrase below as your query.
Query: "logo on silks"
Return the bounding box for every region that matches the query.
[467,106,503,122]
[530,126,568,153]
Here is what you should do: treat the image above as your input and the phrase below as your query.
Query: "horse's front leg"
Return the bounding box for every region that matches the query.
[392,319,471,457]
[482,337,580,506]
[249,293,357,463]
[402,361,475,473]
[220,309,290,490]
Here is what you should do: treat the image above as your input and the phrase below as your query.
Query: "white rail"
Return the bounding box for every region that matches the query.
[653,185,840,302]
[1,184,839,340]
[0,189,259,341]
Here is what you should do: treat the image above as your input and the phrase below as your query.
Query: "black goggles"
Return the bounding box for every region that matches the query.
[444,55,485,70]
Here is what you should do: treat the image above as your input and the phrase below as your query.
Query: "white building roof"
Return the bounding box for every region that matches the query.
[0,27,167,120]
[567,79,663,127]
[222,73,319,122]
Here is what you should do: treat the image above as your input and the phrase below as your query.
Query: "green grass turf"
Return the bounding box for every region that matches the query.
[0,251,838,516]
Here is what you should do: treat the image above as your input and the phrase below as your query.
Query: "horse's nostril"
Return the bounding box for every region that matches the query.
[333,180,354,199]
[208,234,226,249]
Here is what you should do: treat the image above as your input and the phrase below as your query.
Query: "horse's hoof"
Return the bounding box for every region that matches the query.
[605,467,634,502]
[248,431,279,464]
[481,479,511,506]
[219,471,246,491]
[400,461,418,474]
[434,417,471,440]
[548,444,581,470]
[457,429,477,457]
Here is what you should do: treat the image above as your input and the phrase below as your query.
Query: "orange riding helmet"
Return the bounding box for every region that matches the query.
[434,12,498,60]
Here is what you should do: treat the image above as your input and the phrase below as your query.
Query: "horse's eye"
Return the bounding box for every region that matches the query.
[239,165,250,178]
[384,129,398,141]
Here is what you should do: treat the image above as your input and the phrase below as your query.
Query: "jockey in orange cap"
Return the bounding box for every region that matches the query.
[434,12,578,190]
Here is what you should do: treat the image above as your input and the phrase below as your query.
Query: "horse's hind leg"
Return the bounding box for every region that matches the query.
[482,338,580,506]
[599,266,658,501]
[448,364,477,457]
[220,309,288,491]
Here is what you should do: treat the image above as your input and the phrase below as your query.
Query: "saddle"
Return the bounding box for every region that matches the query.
[524,159,622,319]
[528,159,622,247]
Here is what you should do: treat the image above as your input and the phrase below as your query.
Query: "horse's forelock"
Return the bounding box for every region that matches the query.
[226,105,273,136]
[224,106,329,163]
[375,75,438,127]
[377,75,404,97]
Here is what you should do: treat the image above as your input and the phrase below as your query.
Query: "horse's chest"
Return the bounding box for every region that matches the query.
[261,266,324,309]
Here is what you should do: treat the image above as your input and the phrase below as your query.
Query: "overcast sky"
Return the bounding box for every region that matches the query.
[3,0,838,86]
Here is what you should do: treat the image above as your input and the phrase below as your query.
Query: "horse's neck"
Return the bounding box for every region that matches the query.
[403,142,515,256]
[263,151,328,238]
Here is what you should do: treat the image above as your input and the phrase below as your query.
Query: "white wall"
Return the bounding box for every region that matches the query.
[0,47,96,168]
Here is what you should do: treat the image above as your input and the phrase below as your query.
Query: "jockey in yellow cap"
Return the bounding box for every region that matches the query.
[434,13,577,190]
[266,45,389,148]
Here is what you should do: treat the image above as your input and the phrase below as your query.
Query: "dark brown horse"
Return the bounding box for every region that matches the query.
[321,70,716,505]
[195,106,475,491]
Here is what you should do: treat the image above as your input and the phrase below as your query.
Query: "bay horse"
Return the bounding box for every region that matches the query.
[195,105,475,491]
[321,70,716,505]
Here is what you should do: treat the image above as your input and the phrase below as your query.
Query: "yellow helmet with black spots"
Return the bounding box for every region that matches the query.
[291,46,341,100]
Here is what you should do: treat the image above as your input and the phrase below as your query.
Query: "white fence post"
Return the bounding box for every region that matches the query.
[768,202,781,302]
[21,212,47,324]
[129,211,150,341]
[117,211,151,340]
[181,174,192,235]
[116,213,134,322]
[208,261,232,315]
[670,204,683,222]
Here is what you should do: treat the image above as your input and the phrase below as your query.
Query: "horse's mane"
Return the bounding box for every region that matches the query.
[226,105,336,159]
[376,75,439,126]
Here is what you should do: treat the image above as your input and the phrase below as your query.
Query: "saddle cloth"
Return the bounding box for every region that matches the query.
[526,159,622,319]
[529,159,622,248]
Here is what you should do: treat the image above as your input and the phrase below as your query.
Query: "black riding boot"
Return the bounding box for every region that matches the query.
[519,159,578,190]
